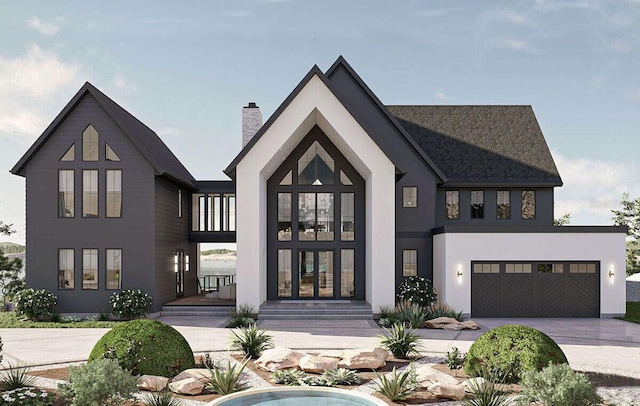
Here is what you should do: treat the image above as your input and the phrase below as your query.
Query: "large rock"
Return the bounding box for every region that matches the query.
[424,317,461,329]
[168,377,204,395]
[427,382,466,400]
[254,347,304,372]
[138,375,169,391]
[299,354,339,373]
[337,348,388,370]
[415,364,465,401]
[172,368,214,384]
[459,320,479,330]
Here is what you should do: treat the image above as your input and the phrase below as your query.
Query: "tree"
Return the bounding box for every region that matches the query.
[612,193,640,275]
[0,220,14,236]
[553,213,571,226]
[0,255,24,307]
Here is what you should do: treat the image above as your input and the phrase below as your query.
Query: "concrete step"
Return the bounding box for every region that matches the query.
[160,305,234,317]
[258,301,373,320]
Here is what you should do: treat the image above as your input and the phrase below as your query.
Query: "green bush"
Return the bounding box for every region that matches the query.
[520,363,602,406]
[109,289,152,320]
[379,322,422,359]
[229,324,273,359]
[396,276,437,309]
[58,358,138,406]
[89,319,195,376]
[463,324,567,383]
[14,288,56,321]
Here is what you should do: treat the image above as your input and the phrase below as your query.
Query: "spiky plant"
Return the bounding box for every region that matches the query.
[321,368,362,385]
[462,377,512,406]
[395,301,428,328]
[270,369,308,385]
[204,358,250,395]
[426,302,464,321]
[141,390,184,406]
[379,322,422,359]
[0,363,36,390]
[373,364,418,402]
[229,324,273,358]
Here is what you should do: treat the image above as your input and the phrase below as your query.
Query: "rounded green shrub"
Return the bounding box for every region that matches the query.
[88,319,194,377]
[396,276,437,309]
[463,324,567,383]
[14,288,56,321]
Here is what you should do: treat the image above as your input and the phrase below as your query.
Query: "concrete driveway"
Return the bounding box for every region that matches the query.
[1,317,639,377]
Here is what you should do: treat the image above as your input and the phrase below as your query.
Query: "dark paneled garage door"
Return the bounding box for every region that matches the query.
[471,261,600,318]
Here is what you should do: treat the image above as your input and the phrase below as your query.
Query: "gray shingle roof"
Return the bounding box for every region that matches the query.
[12,82,195,188]
[386,105,562,186]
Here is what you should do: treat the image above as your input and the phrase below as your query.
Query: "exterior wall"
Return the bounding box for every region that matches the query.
[433,231,626,317]
[236,74,396,311]
[436,188,554,227]
[23,93,156,313]
[153,177,197,312]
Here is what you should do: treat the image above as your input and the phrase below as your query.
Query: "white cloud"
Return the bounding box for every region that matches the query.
[553,151,640,225]
[609,38,633,53]
[434,92,448,101]
[0,45,82,139]
[111,74,138,98]
[26,17,59,36]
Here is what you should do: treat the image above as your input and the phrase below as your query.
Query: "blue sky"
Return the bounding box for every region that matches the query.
[1,0,639,245]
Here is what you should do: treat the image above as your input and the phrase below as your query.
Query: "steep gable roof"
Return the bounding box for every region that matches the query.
[11,82,195,188]
[387,105,562,186]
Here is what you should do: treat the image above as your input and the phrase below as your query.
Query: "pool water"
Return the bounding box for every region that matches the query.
[210,387,386,406]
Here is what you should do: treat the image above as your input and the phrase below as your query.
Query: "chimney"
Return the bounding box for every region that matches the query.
[242,102,263,147]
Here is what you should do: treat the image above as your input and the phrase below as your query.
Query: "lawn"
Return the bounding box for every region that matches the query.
[0,311,120,328]
[616,302,640,324]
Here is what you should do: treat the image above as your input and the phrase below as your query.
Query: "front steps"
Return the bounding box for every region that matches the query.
[160,305,234,317]
[258,300,373,320]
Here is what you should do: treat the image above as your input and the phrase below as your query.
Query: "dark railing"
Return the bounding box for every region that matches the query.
[198,274,236,294]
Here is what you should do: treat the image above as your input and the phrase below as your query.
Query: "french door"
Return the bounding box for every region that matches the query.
[298,250,334,298]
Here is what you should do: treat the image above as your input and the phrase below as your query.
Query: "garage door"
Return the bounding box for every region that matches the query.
[471,261,600,318]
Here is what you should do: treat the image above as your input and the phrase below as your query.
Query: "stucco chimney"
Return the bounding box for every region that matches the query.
[242,102,263,148]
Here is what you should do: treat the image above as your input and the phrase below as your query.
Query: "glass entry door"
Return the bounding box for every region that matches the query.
[298,250,334,298]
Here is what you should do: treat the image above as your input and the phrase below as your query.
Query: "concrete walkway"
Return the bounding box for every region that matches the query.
[1,317,639,377]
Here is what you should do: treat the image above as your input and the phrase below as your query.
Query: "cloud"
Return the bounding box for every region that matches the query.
[553,151,640,225]
[26,17,59,36]
[609,39,633,53]
[110,74,138,98]
[497,38,536,54]
[0,45,82,139]
[156,127,186,137]
[434,92,448,101]
[489,10,530,25]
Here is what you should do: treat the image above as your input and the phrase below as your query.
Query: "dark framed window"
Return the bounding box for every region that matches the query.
[82,170,98,218]
[471,190,484,218]
[522,190,536,219]
[82,249,98,290]
[298,141,334,185]
[445,190,459,219]
[277,249,292,297]
[58,249,74,290]
[402,249,417,277]
[341,249,355,297]
[60,144,74,161]
[403,187,417,208]
[341,193,354,241]
[496,190,510,219]
[58,170,74,218]
[278,193,292,241]
[178,189,182,218]
[105,144,121,161]
[192,193,205,231]
[106,170,122,218]
[223,194,236,231]
[106,249,122,289]
[82,124,99,161]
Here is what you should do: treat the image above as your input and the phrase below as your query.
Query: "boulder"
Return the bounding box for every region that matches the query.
[172,368,214,384]
[424,317,461,329]
[137,375,169,391]
[337,348,388,370]
[168,377,204,395]
[442,323,465,331]
[299,354,339,373]
[415,364,460,387]
[462,377,486,392]
[459,320,480,330]
[254,347,304,372]
[427,382,466,400]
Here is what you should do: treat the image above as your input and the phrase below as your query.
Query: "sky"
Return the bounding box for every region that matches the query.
[1,0,639,245]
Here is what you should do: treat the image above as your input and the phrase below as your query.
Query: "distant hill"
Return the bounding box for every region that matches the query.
[201,248,235,256]
[0,242,26,254]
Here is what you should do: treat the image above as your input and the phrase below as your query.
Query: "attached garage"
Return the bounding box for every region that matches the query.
[471,261,600,318]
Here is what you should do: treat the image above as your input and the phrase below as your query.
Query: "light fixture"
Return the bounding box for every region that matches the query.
[456,265,463,280]
[174,254,178,273]
[608,268,614,279]
[185,255,190,272]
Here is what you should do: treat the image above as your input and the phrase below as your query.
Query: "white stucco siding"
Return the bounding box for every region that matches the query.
[433,232,626,317]
[235,74,396,310]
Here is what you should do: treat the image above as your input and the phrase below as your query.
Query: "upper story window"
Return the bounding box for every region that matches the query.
[178,190,183,218]
[105,144,121,161]
[60,144,75,161]
[470,190,484,218]
[522,190,536,219]
[82,125,99,161]
[83,170,98,218]
[106,170,122,218]
[403,187,417,208]
[298,141,334,185]
[445,190,459,219]
[192,193,236,232]
[496,190,510,219]
[58,170,74,218]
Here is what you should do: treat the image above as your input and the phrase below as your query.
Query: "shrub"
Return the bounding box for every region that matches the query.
[396,276,437,309]
[462,375,512,406]
[379,322,422,359]
[204,358,249,395]
[14,288,56,321]
[142,390,183,406]
[373,364,418,402]
[229,324,273,359]
[228,303,257,328]
[58,358,138,406]
[426,302,464,321]
[0,387,57,406]
[520,363,602,406]
[89,319,195,376]
[0,363,35,390]
[270,368,308,385]
[321,368,362,385]
[395,301,428,328]
[109,289,152,320]
[446,346,465,370]
[463,324,567,383]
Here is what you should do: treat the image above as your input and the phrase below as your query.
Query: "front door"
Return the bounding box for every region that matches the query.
[298,250,334,298]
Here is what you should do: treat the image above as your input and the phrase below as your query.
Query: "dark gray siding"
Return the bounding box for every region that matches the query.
[153,177,197,311]
[436,188,555,227]
[327,66,439,287]
[24,93,156,313]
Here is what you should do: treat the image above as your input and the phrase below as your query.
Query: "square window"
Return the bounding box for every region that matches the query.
[403,187,417,208]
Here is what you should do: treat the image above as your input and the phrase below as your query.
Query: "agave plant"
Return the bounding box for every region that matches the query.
[462,377,512,406]
[379,322,422,359]
[426,302,464,321]
[395,301,428,328]
[204,358,250,395]
[0,363,36,390]
[321,368,362,385]
[373,364,418,402]
[229,324,273,358]
[270,368,308,385]
[141,390,184,406]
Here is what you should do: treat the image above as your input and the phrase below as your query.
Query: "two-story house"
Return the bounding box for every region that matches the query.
[11,56,626,317]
